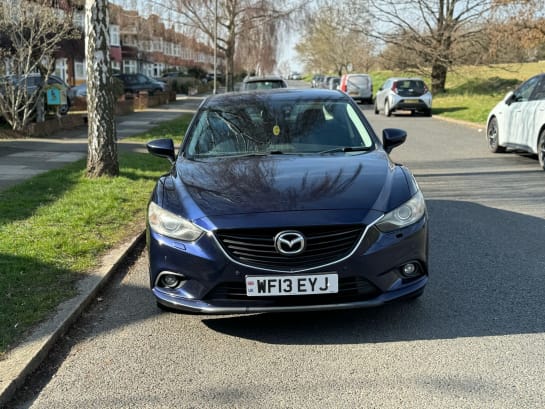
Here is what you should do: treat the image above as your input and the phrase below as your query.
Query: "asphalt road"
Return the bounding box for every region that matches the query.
[10,98,545,408]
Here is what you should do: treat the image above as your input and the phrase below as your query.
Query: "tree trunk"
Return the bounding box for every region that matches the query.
[85,0,118,178]
[225,27,236,92]
[430,61,448,94]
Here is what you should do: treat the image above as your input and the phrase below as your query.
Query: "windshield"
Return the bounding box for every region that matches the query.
[185,99,375,158]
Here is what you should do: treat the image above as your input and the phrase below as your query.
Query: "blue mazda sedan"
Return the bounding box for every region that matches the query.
[146,88,428,313]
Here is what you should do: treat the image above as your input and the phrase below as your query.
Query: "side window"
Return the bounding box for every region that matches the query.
[529,76,545,101]
[514,76,540,103]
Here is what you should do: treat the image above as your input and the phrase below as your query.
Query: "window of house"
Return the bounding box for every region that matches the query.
[75,62,86,81]
[110,25,120,47]
[123,60,138,74]
[111,61,121,74]
[153,39,162,52]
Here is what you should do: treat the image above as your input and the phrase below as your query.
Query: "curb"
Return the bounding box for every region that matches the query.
[0,231,145,407]
[434,114,486,130]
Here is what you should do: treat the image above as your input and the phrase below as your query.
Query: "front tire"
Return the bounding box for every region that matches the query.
[538,129,545,170]
[385,101,391,117]
[487,117,506,153]
[374,101,379,115]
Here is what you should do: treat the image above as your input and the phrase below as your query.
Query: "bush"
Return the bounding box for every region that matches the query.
[187,65,207,81]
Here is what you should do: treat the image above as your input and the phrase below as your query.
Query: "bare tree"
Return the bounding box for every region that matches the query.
[361,0,495,93]
[295,2,374,76]
[85,0,118,177]
[487,0,545,63]
[0,0,78,131]
[170,0,305,91]
[236,10,280,76]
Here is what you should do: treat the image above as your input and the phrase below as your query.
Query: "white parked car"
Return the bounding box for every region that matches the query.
[374,77,432,117]
[486,73,545,170]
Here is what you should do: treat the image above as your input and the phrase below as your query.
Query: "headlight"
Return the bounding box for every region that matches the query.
[148,201,204,241]
[376,190,426,232]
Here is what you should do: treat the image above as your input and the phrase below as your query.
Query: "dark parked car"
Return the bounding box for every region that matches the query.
[311,75,323,88]
[146,88,429,313]
[240,75,287,91]
[205,72,224,83]
[2,73,72,115]
[114,73,165,95]
[327,76,341,90]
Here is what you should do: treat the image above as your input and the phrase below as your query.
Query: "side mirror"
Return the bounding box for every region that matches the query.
[504,91,515,106]
[147,138,176,163]
[382,128,407,154]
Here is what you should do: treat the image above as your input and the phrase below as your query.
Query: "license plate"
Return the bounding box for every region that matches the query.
[246,273,338,297]
[404,99,419,103]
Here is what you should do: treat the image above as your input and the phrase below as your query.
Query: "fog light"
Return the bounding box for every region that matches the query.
[160,274,182,288]
[401,263,419,278]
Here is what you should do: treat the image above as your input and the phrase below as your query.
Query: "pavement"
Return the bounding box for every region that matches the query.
[0,95,205,191]
[0,94,204,406]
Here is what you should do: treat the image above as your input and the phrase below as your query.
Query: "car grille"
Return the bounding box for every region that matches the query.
[215,225,365,270]
[205,277,381,305]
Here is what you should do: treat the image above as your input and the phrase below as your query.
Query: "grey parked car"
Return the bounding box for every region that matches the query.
[374,78,432,117]
[339,74,373,104]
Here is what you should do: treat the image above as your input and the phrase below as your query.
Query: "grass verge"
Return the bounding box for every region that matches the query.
[122,114,192,143]
[0,113,191,358]
[0,150,172,359]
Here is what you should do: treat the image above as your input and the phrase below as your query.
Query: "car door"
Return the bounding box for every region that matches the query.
[136,74,150,92]
[525,75,545,153]
[506,75,541,147]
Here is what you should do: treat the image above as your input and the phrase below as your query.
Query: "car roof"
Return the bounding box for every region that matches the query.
[388,77,424,81]
[243,75,285,82]
[202,88,349,108]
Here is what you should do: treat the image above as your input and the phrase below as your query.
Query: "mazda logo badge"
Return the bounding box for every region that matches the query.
[274,231,306,255]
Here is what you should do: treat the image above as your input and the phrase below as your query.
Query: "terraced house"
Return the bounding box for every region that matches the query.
[35,2,221,86]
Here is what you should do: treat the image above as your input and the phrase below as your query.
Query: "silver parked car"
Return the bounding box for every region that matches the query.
[374,78,432,117]
[240,75,287,91]
[340,74,373,104]
[486,73,545,170]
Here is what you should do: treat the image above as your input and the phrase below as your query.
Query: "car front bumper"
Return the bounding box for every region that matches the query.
[147,216,428,314]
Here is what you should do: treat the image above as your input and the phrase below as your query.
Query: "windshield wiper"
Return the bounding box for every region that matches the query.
[319,146,373,154]
[233,150,288,157]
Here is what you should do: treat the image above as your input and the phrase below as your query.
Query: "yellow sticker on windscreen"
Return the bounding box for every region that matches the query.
[273,125,280,136]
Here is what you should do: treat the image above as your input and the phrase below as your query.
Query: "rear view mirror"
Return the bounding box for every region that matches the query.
[147,138,176,163]
[382,128,407,154]
[504,91,515,106]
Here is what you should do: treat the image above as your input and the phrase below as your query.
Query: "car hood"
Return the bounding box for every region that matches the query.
[153,153,414,225]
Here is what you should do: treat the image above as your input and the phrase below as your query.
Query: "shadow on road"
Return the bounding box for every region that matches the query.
[200,199,545,344]
[17,198,545,351]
